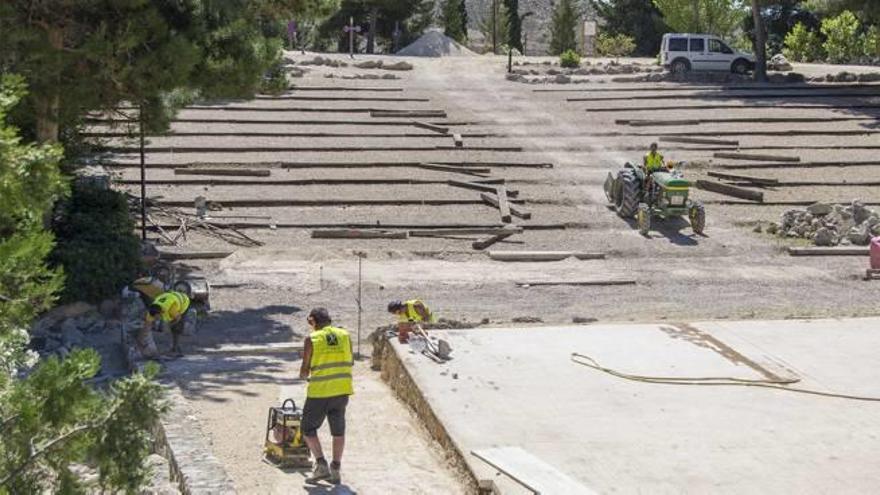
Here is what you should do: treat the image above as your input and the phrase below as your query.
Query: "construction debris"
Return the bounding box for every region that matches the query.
[772,201,880,246]
[448,179,516,196]
[480,190,512,223]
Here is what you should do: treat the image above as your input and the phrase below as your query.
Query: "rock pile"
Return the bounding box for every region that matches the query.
[768,53,793,71]
[352,60,414,71]
[396,29,475,57]
[298,56,348,67]
[769,201,880,246]
[29,301,119,361]
[505,62,665,84]
[324,73,400,80]
[805,71,880,83]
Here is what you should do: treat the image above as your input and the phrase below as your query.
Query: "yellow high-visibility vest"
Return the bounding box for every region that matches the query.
[397,299,436,323]
[644,151,665,172]
[307,326,354,399]
[151,291,190,322]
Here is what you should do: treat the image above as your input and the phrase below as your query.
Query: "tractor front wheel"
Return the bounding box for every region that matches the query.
[637,203,651,236]
[616,170,640,218]
[689,202,706,234]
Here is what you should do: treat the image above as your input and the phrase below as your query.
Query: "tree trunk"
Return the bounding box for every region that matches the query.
[367,7,377,54]
[35,27,64,143]
[692,0,700,32]
[751,0,768,82]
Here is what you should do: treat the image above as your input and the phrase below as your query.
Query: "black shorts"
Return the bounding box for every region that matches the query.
[302,395,349,437]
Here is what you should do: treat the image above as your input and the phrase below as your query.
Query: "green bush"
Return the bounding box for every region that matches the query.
[596,33,637,59]
[51,183,142,304]
[864,25,880,58]
[559,49,581,68]
[821,10,862,63]
[260,62,289,95]
[783,22,824,62]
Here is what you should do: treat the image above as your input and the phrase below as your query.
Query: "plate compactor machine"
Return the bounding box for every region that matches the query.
[264,399,311,468]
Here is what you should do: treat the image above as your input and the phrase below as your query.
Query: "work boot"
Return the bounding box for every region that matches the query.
[305,460,330,484]
[329,462,341,484]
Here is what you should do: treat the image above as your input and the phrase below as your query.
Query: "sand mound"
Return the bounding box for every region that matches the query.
[396,29,475,57]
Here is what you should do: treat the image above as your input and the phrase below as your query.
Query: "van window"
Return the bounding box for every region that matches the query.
[668,38,687,52]
[689,38,705,52]
[709,39,734,54]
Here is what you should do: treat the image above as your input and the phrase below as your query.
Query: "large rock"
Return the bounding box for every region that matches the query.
[848,225,872,245]
[554,74,571,84]
[851,200,872,225]
[354,60,381,69]
[858,72,880,83]
[813,227,836,246]
[382,61,413,71]
[807,202,832,216]
[61,320,84,347]
[768,53,793,71]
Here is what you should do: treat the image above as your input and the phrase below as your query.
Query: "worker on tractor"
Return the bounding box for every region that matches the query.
[643,142,665,174]
[145,290,195,356]
[299,308,353,486]
[387,299,435,343]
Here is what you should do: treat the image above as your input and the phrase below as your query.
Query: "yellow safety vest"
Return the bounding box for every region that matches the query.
[307,326,354,399]
[151,291,190,323]
[397,299,435,323]
[644,151,665,172]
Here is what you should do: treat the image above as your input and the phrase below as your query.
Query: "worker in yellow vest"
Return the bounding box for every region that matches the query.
[299,308,353,486]
[643,142,665,174]
[145,290,195,356]
[387,299,435,343]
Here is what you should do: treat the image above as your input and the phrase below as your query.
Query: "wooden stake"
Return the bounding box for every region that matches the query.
[714,152,800,162]
[695,180,764,202]
[412,120,449,134]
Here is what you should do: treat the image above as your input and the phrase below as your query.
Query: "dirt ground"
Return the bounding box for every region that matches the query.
[97,54,880,492]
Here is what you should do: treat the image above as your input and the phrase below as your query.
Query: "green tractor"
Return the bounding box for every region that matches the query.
[604,163,706,236]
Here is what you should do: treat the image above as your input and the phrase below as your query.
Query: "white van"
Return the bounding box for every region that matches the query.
[660,33,756,74]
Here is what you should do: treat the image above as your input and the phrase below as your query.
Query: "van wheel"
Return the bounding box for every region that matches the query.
[731,59,749,75]
[671,59,690,74]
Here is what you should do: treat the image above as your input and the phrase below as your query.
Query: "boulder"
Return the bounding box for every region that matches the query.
[813,227,836,246]
[785,72,806,83]
[382,61,413,71]
[858,72,880,83]
[546,68,561,75]
[61,320,84,347]
[768,53,793,71]
[381,73,399,79]
[766,222,779,235]
[807,202,832,216]
[851,200,872,225]
[848,225,872,245]
[554,74,571,84]
[354,60,381,69]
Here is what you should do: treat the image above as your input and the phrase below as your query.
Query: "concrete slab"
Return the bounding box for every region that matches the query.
[392,318,880,494]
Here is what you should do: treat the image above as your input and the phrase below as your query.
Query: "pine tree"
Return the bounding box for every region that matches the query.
[443,0,467,42]
[479,0,511,53]
[460,0,470,41]
[504,0,523,52]
[549,0,581,55]
[590,0,669,56]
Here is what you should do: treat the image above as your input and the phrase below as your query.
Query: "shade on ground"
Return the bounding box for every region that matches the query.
[393,318,880,493]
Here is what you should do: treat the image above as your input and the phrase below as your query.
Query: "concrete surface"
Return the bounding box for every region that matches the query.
[394,318,880,494]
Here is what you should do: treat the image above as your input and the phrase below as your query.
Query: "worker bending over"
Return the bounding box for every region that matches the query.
[387,299,435,343]
[643,142,665,174]
[300,308,353,485]
[145,290,195,356]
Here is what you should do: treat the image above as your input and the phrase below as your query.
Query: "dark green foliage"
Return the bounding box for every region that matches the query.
[51,184,142,305]
[591,0,670,55]
[549,0,581,55]
[443,0,468,42]
[261,62,291,95]
[460,0,470,40]
[320,0,434,53]
[505,0,523,52]
[742,0,820,55]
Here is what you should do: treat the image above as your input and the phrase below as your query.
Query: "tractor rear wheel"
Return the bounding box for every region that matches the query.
[689,202,706,234]
[615,169,640,218]
[637,203,651,236]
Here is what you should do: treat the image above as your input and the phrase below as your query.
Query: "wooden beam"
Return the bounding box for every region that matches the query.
[625,119,701,127]
[174,168,271,177]
[480,191,512,223]
[695,180,764,202]
[448,179,517,196]
[488,251,605,262]
[370,110,447,118]
[725,160,880,170]
[714,152,800,162]
[660,137,739,146]
[788,246,869,256]
[157,250,233,260]
[412,120,449,134]
[198,342,304,355]
[417,163,491,176]
[515,280,636,286]
[472,232,515,250]
[287,86,404,92]
[410,227,523,237]
[311,229,409,239]
[154,198,523,207]
[707,171,779,185]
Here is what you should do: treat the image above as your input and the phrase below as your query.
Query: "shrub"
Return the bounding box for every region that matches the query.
[864,25,880,58]
[821,10,862,63]
[783,22,824,62]
[596,33,637,59]
[260,62,288,95]
[560,49,581,68]
[51,183,142,304]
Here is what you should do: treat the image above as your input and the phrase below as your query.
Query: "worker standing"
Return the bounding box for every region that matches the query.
[145,290,195,357]
[300,308,353,485]
[643,142,665,174]
[387,299,435,343]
